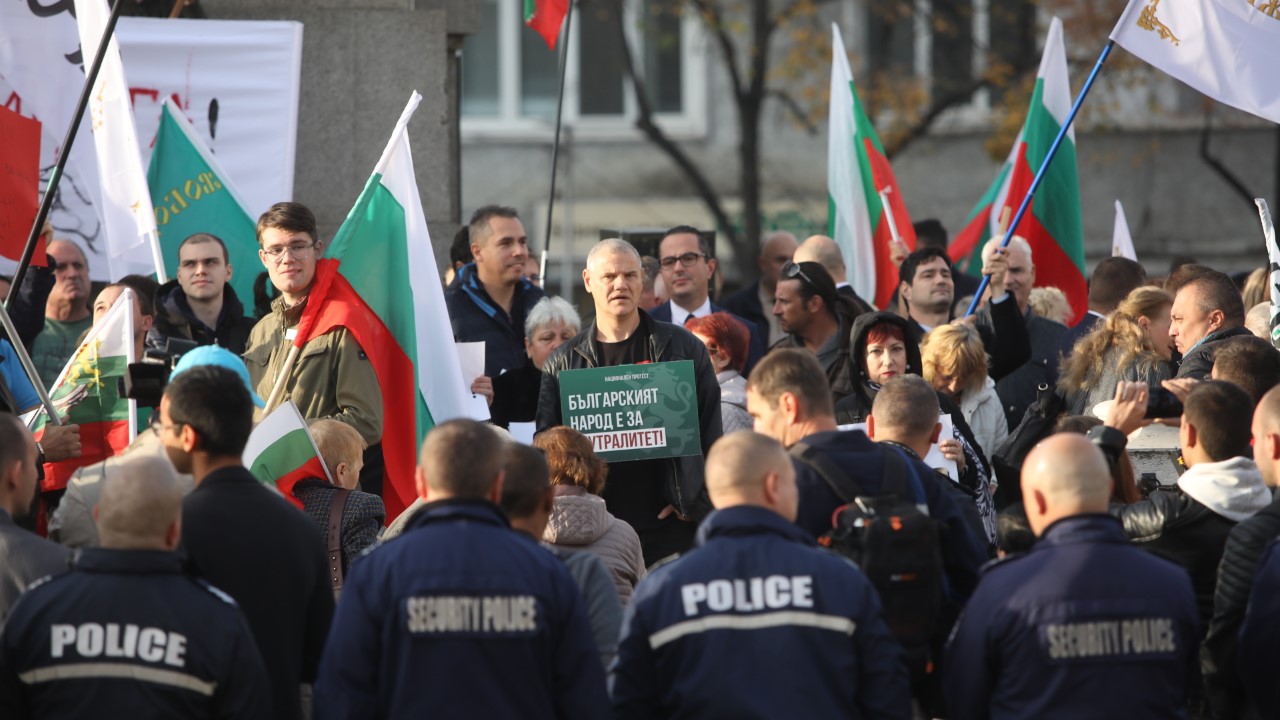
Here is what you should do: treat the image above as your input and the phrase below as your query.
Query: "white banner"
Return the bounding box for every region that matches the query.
[0,11,302,279]
[1111,0,1280,125]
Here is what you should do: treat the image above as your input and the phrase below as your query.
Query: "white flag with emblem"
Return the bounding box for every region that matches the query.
[1110,0,1280,124]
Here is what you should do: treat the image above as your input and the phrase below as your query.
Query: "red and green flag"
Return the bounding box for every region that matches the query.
[828,23,917,310]
[524,0,569,50]
[243,401,330,507]
[31,289,137,493]
[293,92,471,523]
[947,17,1086,324]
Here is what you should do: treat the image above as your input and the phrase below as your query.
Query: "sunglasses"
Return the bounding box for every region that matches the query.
[782,261,817,288]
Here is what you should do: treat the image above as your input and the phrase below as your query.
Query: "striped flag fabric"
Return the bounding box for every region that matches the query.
[243,401,331,507]
[525,0,569,50]
[294,92,471,523]
[947,17,1086,324]
[828,23,917,310]
[73,0,161,280]
[31,289,137,493]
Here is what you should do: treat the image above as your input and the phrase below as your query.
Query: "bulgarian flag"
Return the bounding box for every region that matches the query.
[243,401,330,508]
[31,289,137,493]
[828,23,916,310]
[525,0,569,50]
[947,17,1086,324]
[292,92,471,523]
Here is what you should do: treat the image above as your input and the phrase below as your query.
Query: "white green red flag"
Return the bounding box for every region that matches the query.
[146,98,260,307]
[525,0,569,50]
[828,23,917,310]
[1110,0,1280,125]
[947,17,1086,324]
[31,289,137,493]
[243,401,330,507]
[294,92,471,523]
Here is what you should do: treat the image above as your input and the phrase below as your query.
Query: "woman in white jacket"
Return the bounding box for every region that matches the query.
[921,322,1009,464]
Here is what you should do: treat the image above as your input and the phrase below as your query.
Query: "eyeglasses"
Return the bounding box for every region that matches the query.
[659,252,708,269]
[149,413,184,435]
[782,261,817,288]
[260,242,316,264]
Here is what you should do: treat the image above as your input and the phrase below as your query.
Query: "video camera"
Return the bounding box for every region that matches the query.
[118,338,198,408]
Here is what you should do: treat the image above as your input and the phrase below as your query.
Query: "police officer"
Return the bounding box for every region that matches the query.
[313,419,608,719]
[944,433,1200,719]
[0,455,270,718]
[610,431,910,719]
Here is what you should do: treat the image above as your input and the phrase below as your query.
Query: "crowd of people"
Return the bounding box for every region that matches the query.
[1,203,1280,719]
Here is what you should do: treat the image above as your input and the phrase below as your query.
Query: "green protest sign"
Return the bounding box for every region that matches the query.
[559,360,701,462]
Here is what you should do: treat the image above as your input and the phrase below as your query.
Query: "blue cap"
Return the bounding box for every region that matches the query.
[171,345,266,408]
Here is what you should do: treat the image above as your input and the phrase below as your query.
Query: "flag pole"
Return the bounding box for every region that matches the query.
[539,0,575,285]
[964,41,1115,317]
[7,0,127,316]
[0,303,61,424]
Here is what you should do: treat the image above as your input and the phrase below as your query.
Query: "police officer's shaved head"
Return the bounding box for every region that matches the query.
[870,376,941,443]
[96,455,183,551]
[705,431,798,521]
[0,413,38,517]
[1251,385,1280,488]
[1020,433,1111,536]
[416,419,506,500]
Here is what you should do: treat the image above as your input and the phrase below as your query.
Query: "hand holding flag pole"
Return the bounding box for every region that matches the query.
[878,187,910,268]
[964,41,1115,317]
[0,303,60,423]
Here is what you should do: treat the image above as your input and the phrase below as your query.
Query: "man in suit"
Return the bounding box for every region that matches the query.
[720,231,797,346]
[1055,257,1147,362]
[650,225,766,374]
[792,234,874,317]
[159,365,334,720]
[0,412,70,625]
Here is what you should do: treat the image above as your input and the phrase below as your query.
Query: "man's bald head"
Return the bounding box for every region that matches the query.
[416,419,506,500]
[758,232,798,291]
[1020,433,1111,535]
[1252,386,1280,488]
[794,235,846,283]
[96,455,183,550]
[705,431,797,520]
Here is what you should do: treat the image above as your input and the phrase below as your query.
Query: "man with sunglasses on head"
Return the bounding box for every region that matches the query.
[242,203,383,478]
[649,226,765,375]
[769,261,862,403]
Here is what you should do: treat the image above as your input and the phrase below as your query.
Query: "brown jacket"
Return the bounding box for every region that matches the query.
[243,296,383,445]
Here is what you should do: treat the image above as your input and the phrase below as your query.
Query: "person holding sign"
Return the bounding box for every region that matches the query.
[538,239,722,566]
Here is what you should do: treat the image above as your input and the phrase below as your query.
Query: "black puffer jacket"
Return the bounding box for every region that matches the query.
[1201,495,1280,720]
[146,279,257,355]
[536,309,722,520]
[1176,325,1255,380]
[833,311,922,421]
[1112,488,1237,631]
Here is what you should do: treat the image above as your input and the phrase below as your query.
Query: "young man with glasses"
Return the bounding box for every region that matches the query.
[242,202,383,462]
[649,225,765,375]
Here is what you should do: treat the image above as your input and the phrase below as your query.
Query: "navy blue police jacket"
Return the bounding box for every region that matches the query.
[0,548,270,719]
[610,505,911,719]
[944,514,1200,720]
[312,499,609,720]
[791,429,987,600]
[1238,538,1280,718]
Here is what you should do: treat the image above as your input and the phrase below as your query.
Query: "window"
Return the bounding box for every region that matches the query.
[461,0,707,140]
[862,0,1037,120]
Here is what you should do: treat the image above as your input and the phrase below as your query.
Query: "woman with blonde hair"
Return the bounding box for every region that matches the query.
[921,322,1008,463]
[1059,285,1175,416]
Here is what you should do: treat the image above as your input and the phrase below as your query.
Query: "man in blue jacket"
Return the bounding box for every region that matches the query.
[314,419,608,719]
[945,433,1200,719]
[610,430,910,719]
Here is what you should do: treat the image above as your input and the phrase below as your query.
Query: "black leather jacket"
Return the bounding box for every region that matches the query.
[536,309,722,519]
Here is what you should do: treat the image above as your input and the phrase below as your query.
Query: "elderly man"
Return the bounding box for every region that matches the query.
[945,433,1200,719]
[31,240,93,387]
[1170,269,1253,379]
[720,231,798,345]
[538,238,722,565]
[611,431,910,718]
[0,455,270,718]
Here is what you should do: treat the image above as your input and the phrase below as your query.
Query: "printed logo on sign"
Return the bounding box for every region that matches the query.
[1137,0,1180,45]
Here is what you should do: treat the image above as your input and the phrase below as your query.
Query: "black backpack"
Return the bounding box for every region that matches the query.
[789,443,944,670]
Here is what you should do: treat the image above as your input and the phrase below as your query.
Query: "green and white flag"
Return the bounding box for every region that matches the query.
[243,400,331,506]
[146,98,260,306]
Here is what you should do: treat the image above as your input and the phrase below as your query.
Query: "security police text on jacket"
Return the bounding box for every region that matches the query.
[610,505,910,719]
[313,499,609,719]
[0,548,270,719]
[944,514,1200,719]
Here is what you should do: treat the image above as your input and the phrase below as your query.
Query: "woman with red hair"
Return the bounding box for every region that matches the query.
[686,312,753,432]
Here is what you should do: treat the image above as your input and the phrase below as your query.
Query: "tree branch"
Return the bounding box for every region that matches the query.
[882,77,990,159]
[766,89,819,135]
[1199,117,1258,212]
[690,0,744,101]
